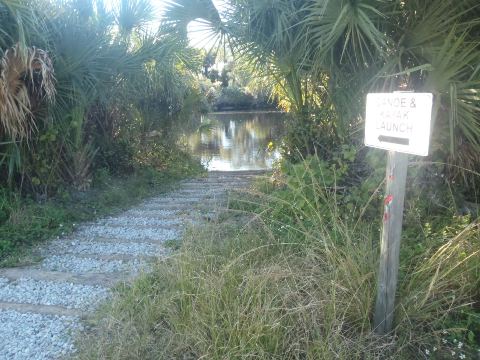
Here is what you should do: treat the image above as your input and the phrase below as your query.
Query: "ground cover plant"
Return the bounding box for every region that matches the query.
[75,150,480,359]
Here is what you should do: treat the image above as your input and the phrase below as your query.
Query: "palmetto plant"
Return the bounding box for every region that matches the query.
[116,0,155,37]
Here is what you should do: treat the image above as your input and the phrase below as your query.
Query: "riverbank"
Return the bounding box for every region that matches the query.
[209,110,285,115]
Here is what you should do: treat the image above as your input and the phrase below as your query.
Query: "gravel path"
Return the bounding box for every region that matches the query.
[0,171,259,360]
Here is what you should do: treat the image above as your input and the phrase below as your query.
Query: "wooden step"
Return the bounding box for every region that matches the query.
[0,268,124,287]
[0,301,84,317]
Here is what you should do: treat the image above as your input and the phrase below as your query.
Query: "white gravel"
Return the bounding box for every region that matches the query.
[0,277,108,310]
[139,202,220,211]
[100,216,184,227]
[125,209,192,217]
[145,196,214,204]
[75,224,180,240]
[123,208,178,217]
[0,310,80,360]
[44,240,164,257]
[172,189,229,196]
[41,255,147,274]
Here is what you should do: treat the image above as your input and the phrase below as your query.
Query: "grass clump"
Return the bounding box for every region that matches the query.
[76,154,480,359]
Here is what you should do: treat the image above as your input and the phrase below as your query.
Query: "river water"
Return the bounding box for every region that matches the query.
[185,111,286,171]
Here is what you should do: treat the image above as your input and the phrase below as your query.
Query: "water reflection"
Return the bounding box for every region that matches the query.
[185,111,286,171]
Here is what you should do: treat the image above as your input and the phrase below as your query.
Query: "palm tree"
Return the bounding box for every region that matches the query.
[303,0,480,180]
[0,1,55,140]
[43,0,200,190]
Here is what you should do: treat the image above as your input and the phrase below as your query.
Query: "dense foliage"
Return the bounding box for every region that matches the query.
[0,0,205,195]
[166,0,480,187]
[0,0,207,261]
[199,52,278,111]
[1,0,478,357]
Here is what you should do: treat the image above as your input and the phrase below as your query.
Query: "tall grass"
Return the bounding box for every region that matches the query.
[76,158,480,359]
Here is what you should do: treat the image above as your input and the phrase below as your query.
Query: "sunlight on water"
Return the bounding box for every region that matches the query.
[185,111,286,171]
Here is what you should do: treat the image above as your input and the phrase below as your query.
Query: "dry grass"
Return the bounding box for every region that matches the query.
[0,43,55,139]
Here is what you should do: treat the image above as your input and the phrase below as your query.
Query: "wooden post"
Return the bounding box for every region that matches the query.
[374,151,409,334]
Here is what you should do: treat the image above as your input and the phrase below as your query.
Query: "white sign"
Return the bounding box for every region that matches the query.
[365,93,433,156]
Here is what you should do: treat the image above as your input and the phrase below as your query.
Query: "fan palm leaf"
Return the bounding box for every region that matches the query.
[164,0,228,54]
[164,0,223,33]
[0,44,55,140]
[115,0,155,36]
[0,0,47,50]
[305,0,388,66]
[421,28,480,156]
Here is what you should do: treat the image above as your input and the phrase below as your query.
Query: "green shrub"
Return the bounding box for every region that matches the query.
[281,107,342,163]
[96,140,135,176]
[213,86,254,110]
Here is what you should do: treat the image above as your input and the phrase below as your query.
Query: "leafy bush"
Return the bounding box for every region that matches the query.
[280,108,338,162]
[96,139,135,176]
[213,86,254,110]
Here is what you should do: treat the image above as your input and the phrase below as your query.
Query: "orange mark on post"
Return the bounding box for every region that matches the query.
[384,195,394,206]
[383,195,394,222]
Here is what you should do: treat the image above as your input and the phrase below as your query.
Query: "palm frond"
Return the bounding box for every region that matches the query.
[422,28,480,156]
[0,44,55,139]
[164,0,222,31]
[163,0,227,53]
[305,0,388,66]
[115,0,155,36]
[0,0,48,50]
